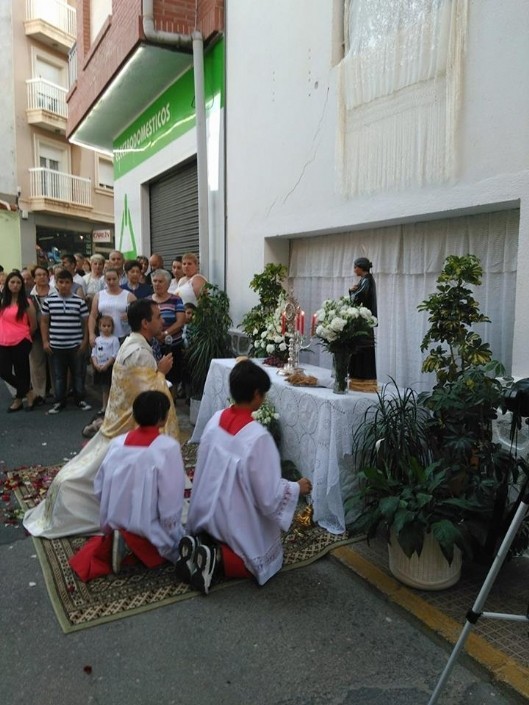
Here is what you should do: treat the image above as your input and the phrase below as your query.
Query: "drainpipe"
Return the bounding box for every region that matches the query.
[142,0,210,278]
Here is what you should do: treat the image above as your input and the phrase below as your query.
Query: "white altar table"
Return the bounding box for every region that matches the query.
[190,359,379,534]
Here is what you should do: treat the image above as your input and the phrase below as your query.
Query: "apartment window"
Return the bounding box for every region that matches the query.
[30,50,68,112]
[97,157,114,191]
[90,0,112,44]
[37,141,68,199]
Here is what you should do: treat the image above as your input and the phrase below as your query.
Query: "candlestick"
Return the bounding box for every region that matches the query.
[281,312,286,335]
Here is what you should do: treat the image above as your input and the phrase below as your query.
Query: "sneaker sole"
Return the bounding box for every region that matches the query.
[174,536,198,583]
[190,545,215,595]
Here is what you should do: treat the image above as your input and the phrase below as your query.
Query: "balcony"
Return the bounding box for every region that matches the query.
[25,0,76,54]
[29,168,92,215]
[68,43,77,87]
[26,79,67,134]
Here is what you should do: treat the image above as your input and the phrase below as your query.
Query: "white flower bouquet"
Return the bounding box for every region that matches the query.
[252,399,281,448]
[252,297,292,364]
[252,399,279,427]
[314,296,377,353]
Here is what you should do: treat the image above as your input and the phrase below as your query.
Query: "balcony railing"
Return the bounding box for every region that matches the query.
[26,0,76,38]
[29,168,92,208]
[26,79,68,118]
[68,43,77,86]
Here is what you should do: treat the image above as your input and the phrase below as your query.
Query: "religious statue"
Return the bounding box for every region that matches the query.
[348,257,378,392]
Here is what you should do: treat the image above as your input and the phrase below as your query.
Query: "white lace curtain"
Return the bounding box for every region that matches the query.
[338,0,468,195]
[289,209,519,392]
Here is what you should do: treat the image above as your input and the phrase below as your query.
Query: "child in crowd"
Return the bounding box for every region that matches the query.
[179,302,196,400]
[176,359,312,594]
[182,302,196,348]
[69,390,186,580]
[90,314,120,413]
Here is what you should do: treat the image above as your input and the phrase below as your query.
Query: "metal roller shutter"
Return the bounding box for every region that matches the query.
[149,158,199,264]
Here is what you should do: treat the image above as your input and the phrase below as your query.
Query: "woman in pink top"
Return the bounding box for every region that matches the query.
[0,271,37,412]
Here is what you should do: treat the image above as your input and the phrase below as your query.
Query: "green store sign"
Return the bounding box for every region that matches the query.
[114,40,224,179]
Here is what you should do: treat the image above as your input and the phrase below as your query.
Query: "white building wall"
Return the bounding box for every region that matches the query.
[226,0,529,378]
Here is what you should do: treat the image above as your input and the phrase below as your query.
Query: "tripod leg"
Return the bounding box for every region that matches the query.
[428,499,529,705]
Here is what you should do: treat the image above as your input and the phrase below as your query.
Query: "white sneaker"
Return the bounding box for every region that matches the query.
[174,535,201,583]
[48,403,64,415]
[77,401,92,411]
[190,544,219,595]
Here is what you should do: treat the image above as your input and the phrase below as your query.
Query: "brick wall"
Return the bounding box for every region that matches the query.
[67,0,224,138]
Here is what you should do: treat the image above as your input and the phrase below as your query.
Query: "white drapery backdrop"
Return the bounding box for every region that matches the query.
[338,0,468,196]
[289,209,519,392]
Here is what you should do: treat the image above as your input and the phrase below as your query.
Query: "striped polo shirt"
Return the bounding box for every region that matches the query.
[41,293,89,349]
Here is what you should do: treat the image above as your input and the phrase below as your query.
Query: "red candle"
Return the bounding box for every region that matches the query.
[299,310,305,335]
[311,313,317,336]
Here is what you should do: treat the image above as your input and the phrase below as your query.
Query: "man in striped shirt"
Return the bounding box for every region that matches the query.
[41,269,91,414]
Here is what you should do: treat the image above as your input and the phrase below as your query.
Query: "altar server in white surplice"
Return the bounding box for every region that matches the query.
[177,360,312,594]
[69,390,186,581]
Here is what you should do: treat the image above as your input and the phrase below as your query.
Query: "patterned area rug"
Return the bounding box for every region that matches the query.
[8,444,356,633]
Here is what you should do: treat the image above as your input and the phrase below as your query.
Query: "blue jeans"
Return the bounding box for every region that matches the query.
[50,346,85,405]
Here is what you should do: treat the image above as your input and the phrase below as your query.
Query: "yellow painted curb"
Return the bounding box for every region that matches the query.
[332,545,529,700]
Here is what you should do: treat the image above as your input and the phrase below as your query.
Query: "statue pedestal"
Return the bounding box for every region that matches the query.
[348,378,378,393]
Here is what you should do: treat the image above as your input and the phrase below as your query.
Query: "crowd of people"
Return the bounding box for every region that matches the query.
[0,250,206,415]
[2,248,314,594]
[1,250,378,595]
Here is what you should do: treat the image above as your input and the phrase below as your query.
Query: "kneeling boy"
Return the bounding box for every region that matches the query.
[70,390,186,580]
[178,359,312,594]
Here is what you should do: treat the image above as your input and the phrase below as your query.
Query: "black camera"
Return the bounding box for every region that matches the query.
[502,378,529,418]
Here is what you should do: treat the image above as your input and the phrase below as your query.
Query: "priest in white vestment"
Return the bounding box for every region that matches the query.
[183,360,312,592]
[23,300,179,539]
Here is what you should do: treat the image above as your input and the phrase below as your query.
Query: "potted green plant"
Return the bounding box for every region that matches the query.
[346,385,476,589]
[347,255,529,588]
[186,283,232,422]
[417,254,529,560]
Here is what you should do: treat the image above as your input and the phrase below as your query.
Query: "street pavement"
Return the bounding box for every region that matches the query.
[0,381,525,705]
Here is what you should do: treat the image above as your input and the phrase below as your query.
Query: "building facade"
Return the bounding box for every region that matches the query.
[0,0,114,271]
[226,0,529,389]
[66,0,529,389]
[67,0,224,279]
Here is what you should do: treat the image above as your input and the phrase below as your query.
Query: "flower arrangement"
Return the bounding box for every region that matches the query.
[252,296,292,364]
[240,263,288,361]
[252,399,279,427]
[252,399,281,448]
[314,296,377,353]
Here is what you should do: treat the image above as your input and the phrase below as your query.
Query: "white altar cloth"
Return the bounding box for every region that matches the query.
[190,359,378,534]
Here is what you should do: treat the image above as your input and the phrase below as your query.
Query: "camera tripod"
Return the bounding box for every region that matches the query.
[428,482,529,704]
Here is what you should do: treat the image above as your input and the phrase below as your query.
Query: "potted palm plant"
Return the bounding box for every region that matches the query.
[186,283,232,423]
